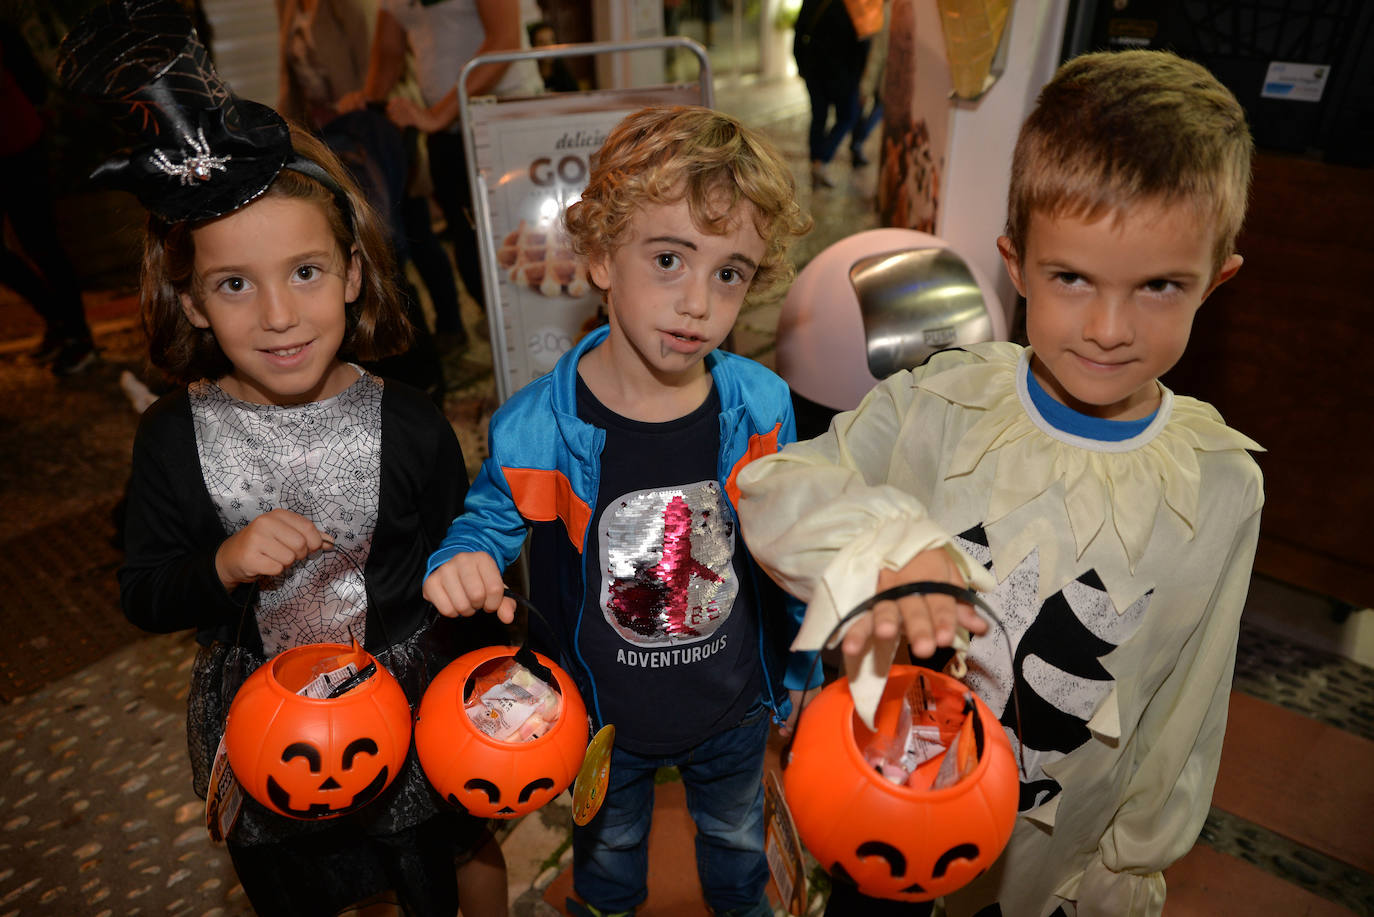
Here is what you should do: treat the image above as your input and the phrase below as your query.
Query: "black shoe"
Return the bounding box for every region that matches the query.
[851,147,870,167]
[31,330,65,363]
[52,338,97,376]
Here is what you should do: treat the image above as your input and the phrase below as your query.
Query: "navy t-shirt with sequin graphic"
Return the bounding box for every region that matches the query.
[576,375,761,755]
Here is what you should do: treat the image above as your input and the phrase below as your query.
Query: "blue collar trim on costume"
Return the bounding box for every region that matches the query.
[1024,364,1158,442]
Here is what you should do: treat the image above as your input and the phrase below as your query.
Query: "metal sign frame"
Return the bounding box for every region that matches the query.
[457,38,713,405]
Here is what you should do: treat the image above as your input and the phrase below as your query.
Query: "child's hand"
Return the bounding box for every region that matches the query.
[423,552,517,623]
[334,89,368,114]
[840,548,988,672]
[215,509,329,590]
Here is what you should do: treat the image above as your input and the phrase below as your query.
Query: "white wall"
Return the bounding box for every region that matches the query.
[937,0,1069,332]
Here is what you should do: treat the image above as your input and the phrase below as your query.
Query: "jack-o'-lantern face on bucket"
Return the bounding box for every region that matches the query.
[455,775,560,817]
[415,646,589,819]
[226,642,413,820]
[265,736,393,818]
[783,666,1019,902]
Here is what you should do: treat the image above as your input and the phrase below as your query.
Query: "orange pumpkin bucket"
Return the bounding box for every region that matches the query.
[783,583,1020,902]
[415,642,589,818]
[224,640,412,820]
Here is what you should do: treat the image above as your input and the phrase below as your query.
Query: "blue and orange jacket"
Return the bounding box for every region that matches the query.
[427,325,820,733]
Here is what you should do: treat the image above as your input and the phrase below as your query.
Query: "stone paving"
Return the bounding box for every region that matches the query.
[0,627,580,917]
[0,632,249,916]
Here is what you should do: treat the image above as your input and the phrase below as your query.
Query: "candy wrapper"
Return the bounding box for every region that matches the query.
[861,672,982,790]
[862,693,947,784]
[465,658,562,742]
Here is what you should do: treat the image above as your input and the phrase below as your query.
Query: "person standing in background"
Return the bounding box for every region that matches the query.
[528,19,579,93]
[278,0,472,355]
[793,0,876,189]
[338,0,542,321]
[847,0,888,166]
[0,21,96,375]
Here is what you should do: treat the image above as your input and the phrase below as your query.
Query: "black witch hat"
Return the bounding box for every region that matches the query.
[56,0,293,222]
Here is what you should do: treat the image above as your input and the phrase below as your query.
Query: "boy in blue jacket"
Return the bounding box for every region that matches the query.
[424,105,817,917]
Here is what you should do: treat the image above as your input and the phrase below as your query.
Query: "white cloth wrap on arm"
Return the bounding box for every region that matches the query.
[736,376,993,725]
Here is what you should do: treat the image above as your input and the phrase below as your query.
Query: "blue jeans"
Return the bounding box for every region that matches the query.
[572,700,772,915]
[805,75,864,165]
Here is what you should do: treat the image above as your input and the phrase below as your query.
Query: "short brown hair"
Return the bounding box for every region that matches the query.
[140,124,410,384]
[564,106,812,298]
[1006,50,1253,275]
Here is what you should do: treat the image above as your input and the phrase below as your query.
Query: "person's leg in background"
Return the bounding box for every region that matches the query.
[402,195,467,347]
[399,128,468,350]
[664,0,684,79]
[802,73,837,189]
[815,76,863,178]
[425,129,488,319]
[850,85,883,166]
[815,39,870,174]
[0,143,96,375]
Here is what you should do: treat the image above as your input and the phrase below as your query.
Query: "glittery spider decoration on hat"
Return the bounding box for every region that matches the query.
[57,0,346,224]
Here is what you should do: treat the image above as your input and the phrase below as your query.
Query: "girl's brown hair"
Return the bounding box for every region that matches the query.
[140,124,410,383]
[564,106,812,298]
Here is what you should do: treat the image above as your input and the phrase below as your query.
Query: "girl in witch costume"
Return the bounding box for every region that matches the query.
[58,3,508,914]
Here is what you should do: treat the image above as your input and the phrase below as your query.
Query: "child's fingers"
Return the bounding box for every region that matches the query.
[473,558,509,616]
[245,510,326,566]
[956,599,990,635]
[271,509,329,556]
[434,553,509,619]
[422,571,460,617]
[840,610,902,677]
[840,613,877,671]
[899,591,959,659]
[424,559,487,618]
[450,563,492,617]
[254,539,303,576]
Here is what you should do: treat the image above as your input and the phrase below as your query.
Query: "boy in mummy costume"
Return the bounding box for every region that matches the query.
[738,50,1264,917]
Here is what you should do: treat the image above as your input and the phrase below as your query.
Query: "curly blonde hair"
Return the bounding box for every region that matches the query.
[564,106,812,298]
[1006,50,1253,277]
